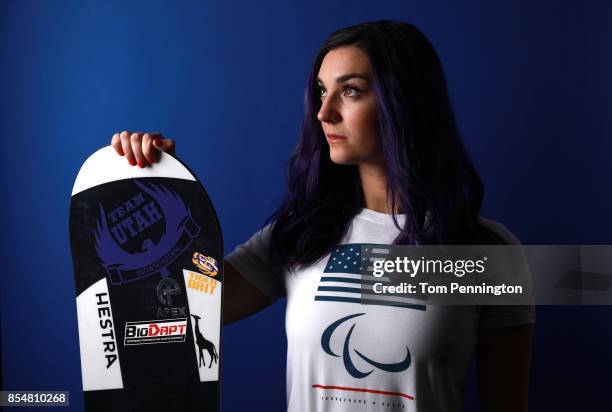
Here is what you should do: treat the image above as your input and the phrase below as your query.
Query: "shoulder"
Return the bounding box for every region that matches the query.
[477,217,521,245]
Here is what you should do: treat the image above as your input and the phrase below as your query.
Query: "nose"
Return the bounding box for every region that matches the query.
[317,96,341,123]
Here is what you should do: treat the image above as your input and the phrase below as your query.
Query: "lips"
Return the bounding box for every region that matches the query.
[326,134,348,143]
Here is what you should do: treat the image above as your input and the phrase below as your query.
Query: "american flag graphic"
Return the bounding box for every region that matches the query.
[314,244,426,311]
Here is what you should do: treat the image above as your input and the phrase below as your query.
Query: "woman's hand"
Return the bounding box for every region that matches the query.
[111,131,175,168]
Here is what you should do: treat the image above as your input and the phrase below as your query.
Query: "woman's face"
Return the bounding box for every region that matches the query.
[317,46,383,167]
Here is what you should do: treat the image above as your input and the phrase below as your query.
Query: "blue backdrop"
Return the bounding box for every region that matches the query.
[1,0,611,410]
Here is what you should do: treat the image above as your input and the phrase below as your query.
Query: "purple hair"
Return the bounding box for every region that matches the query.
[268,20,504,268]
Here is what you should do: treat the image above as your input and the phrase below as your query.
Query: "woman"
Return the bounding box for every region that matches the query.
[112,20,534,412]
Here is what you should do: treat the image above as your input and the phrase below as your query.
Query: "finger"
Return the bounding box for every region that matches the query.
[130,132,146,168]
[153,138,175,155]
[111,132,124,156]
[142,133,157,164]
[120,131,136,166]
[145,133,167,162]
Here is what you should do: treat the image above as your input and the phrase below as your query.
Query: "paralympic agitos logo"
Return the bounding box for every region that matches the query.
[321,313,411,378]
[94,180,200,285]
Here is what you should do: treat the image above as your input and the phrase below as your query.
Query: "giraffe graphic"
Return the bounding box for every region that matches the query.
[190,314,218,368]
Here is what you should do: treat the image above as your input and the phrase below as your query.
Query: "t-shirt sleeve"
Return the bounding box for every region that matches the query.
[225,224,287,303]
[477,218,536,328]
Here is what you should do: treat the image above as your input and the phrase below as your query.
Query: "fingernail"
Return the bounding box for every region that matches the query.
[153,139,162,146]
[128,158,136,166]
[138,161,145,168]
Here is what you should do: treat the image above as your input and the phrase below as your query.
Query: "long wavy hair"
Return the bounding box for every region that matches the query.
[268,20,504,269]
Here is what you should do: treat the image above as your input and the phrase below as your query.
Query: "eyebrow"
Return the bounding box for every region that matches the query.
[316,73,371,86]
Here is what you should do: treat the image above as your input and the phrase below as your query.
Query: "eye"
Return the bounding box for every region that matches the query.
[318,86,327,99]
[342,86,361,97]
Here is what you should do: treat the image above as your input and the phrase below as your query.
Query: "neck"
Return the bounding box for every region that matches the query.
[358,163,399,214]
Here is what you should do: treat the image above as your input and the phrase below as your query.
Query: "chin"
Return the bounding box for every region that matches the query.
[329,154,358,166]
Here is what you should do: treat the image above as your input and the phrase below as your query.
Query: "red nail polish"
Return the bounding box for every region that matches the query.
[138,161,145,168]
[128,158,136,166]
[153,139,162,146]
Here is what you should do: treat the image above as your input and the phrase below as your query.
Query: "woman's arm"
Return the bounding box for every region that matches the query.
[476,324,534,412]
[223,261,271,325]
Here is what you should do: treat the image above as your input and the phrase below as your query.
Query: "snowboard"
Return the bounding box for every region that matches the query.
[69,146,223,411]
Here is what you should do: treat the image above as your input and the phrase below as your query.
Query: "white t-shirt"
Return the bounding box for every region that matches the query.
[226,208,535,411]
